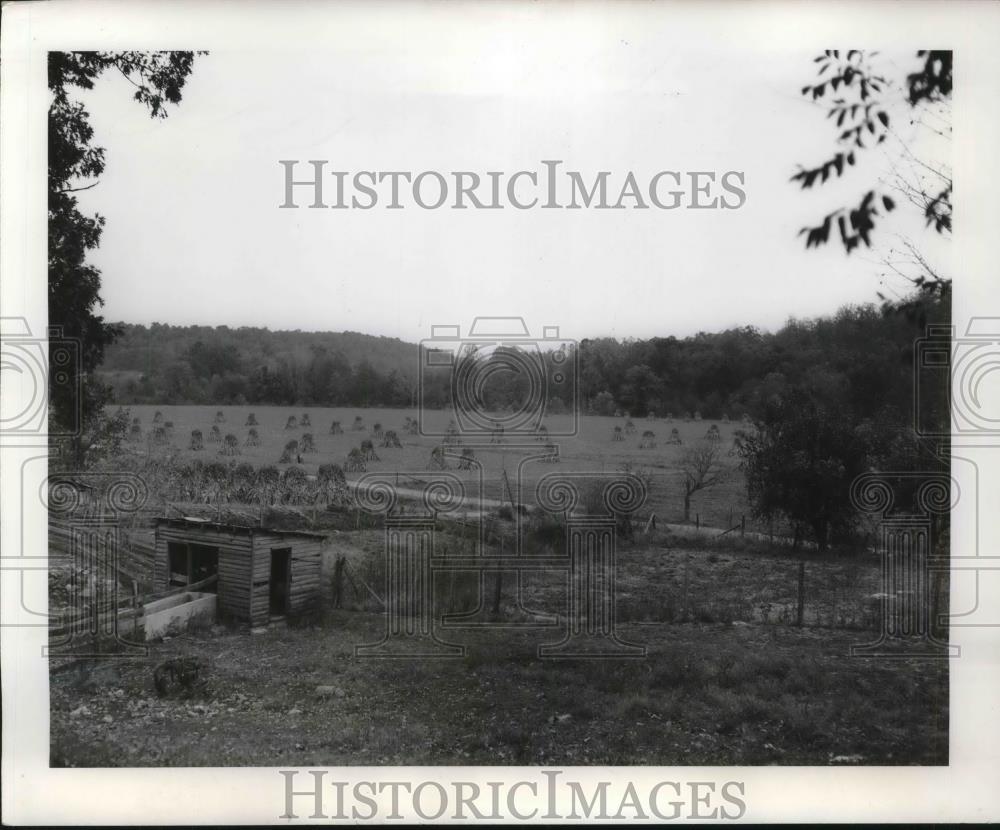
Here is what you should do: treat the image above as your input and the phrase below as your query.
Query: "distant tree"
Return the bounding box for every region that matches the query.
[679,440,724,522]
[739,388,873,550]
[590,391,616,416]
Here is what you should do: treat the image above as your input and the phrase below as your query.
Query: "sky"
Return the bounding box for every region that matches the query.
[72,11,949,345]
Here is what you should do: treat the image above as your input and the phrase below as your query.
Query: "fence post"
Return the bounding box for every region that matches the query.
[741,515,746,538]
[796,561,805,627]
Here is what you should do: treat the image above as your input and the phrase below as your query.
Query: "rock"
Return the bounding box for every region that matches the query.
[288,708,302,716]
[70,705,90,717]
[251,627,268,635]
[102,715,113,724]
[315,685,345,698]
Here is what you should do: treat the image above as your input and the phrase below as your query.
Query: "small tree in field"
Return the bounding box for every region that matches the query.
[738,389,873,550]
[679,440,725,522]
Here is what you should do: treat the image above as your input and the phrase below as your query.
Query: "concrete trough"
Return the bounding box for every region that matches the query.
[143,591,217,639]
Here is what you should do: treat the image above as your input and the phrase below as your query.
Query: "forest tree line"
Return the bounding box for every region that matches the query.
[100,301,942,429]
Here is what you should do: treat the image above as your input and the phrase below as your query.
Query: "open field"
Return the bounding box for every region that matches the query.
[123,404,755,531]
[48,406,946,768]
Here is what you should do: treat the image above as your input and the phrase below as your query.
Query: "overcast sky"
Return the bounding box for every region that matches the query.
[72,12,948,344]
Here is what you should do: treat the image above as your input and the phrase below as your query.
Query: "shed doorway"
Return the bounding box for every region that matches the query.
[269,548,291,616]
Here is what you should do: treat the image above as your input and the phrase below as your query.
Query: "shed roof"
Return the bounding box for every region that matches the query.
[154,516,327,540]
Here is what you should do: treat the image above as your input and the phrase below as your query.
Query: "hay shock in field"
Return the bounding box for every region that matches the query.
[300,433,316,453]
[372,422,384,439]
[345,447,366,472]
[668,427,683,445]
[353,415,365,431]
[381,429,402,449]
[429,445,448,470]
[245,427,261,447]
[300,413,312,428]
[625,419,637,436]
[639,430,657,449]
[279,439,299,463]
[189,429,204,451]
[330,420,343,435]
[214,410,226,424]
[613,425,624,441]
[285,415,298,430]
[360,439,380,462]
[220,433,241,456]
[208,424,222,443]
[706,424,721,442]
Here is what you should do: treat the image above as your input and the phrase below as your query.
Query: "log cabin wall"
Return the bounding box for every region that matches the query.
[249,533,324,625]
[154,520,324,626]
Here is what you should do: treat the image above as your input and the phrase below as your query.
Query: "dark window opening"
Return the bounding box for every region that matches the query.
[190,544,219,587]
[167,541,220,591]
[168,542,189,587]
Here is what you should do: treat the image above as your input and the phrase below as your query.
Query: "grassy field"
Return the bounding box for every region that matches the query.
[50,611,947,767]
[48,405,947,768]
[123,404,754,531]
[49,524,948,767]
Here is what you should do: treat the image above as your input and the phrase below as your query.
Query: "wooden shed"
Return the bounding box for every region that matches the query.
[153,518,325,626]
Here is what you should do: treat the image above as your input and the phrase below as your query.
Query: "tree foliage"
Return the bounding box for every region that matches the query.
[49,51,203,465]
[793,50,952,264]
